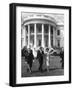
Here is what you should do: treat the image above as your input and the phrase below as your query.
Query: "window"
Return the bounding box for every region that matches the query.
[51,26,53,47]
[44,24,48,33]
[51,35,53,47]
[44,35,48,47]
[25,25,28,35]
[57,30,60,35]
[37,35,42,47]
[30,24,34,34]
[57,40,60,47]
[38,40,41,46]
[51,26,53,35]
[37,24,42,33]
[30,35,34,46]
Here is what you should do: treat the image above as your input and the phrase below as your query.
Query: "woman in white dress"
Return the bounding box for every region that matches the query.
[45,48,50,72]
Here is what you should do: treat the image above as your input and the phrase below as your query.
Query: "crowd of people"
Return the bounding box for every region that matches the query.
[22,46,64,73]
[22,46,50,73]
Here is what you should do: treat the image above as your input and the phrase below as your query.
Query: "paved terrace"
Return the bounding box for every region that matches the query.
[21,55,64,77]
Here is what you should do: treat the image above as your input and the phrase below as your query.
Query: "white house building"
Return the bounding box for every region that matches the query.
[21,14,64,50]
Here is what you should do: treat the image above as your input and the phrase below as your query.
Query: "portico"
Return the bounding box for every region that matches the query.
[22,24,56,49]
[21,14,58,50]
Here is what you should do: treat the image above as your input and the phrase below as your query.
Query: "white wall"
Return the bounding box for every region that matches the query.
[0,0,73,90]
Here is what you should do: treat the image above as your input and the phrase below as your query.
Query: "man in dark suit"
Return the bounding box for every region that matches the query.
[27,48,34,72]
[22,46,28,60]
[37,47,44,72]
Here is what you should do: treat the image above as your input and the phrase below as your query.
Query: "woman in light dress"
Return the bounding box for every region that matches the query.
[45,48,50,72]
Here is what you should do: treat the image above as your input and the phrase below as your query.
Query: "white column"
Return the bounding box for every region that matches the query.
[48,25,51,48]
[21,25,26,49]
[55,27,57,47]
[53,27,56,47]
[42,24,44,48]
[34,24,37,48]
[28,24,30,48]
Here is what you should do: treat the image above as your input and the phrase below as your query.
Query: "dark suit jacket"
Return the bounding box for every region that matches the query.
[37,50,44,63]
[27,50,34,63]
